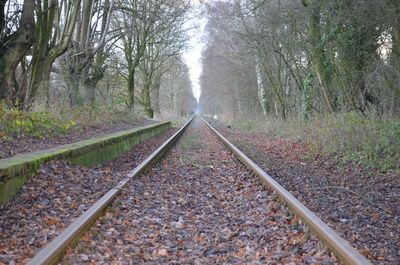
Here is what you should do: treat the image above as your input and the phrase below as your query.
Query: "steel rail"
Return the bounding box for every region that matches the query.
[203,117,372,265]
[27,117,194,265]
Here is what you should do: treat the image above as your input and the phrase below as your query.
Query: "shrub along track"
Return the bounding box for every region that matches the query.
[58,117,341,264]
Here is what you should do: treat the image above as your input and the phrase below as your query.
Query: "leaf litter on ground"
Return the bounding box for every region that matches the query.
[61,117,340,264]
[0,127,178,264]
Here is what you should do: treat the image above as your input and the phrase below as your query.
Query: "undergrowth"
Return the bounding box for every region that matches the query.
[293,113,400,171]
[0,102,79,139]
[0,101,139,140]
[231,113,400,171]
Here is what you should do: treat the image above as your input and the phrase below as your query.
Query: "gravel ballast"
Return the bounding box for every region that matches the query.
[60,117,340,264]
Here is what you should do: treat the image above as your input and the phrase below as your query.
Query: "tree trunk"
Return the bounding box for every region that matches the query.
[142,75,153,118]
[125,40,145,109]
[307,0,334,114]
[255,57,268,115]
[26,0,57,108]
[127,67,136,107]
[153,79,161,117]
[84,64,105,105]
[390,0,400,97]
[80,0,93,49]
[262,58,286,119]
[143,88,154,119]
[0,0,36,104]
[82,0,111,105]
[234,81,243,115]
[27,0,81,107]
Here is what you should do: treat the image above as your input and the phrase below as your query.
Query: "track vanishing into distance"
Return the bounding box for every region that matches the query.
[14,117,370,264]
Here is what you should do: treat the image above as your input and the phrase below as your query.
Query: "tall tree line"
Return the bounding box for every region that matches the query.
[0,0,196,118]
[199,0,400,120]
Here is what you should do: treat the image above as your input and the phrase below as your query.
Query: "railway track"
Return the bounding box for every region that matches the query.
[15,116,370,264]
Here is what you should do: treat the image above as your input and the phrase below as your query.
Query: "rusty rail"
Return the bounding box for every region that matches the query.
[27,117,193,265]
[203,117,372,265]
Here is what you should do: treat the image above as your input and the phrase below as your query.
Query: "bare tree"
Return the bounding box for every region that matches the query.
[113,0,190,117]
[26,0,82,108]
[159,57,195,117]
[200,0,301,120]
[59,0,115,106]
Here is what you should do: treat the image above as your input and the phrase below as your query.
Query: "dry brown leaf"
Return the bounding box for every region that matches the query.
[158,248,168,256]
[124,235,135,241]
[48,218,57,225]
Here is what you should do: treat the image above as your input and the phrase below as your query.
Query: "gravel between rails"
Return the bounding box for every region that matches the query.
[0,127,179,265]
[60,117,340,264]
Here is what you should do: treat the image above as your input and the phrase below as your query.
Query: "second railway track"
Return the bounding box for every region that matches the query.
[5,116,370,264]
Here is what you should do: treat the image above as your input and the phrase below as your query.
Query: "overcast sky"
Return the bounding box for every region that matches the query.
[183,1,209,101]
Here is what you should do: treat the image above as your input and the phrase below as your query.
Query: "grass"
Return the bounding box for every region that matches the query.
[230,112,400,171]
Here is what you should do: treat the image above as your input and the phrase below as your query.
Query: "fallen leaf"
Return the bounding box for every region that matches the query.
[48,219,57,225]
[158,248,168,256]
[124,235,135,241]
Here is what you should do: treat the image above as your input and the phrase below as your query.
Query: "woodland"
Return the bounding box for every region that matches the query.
[200,0,400,120]
[0,0,196,118]
[1,0,400,169]
[199,0,400,170]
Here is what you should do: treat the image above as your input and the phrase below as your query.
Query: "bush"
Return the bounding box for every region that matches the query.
[277,113,400,170]
[0,102,79,139]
